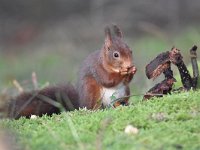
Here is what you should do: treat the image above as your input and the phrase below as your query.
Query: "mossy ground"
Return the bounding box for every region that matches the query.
[1,90,200,150]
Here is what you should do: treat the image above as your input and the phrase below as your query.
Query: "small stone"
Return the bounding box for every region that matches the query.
[30,115,37,119]
[124,125,139,135]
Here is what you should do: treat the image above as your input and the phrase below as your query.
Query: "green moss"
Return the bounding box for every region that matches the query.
[1,90,200,150]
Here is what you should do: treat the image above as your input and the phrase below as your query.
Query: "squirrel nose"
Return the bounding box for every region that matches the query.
[124,64,132,69]
[123,61,132,68]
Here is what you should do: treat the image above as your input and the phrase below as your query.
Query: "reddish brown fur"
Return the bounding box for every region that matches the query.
[81,76,101,109]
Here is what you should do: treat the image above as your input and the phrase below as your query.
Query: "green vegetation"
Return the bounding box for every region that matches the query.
[1,91,200,150]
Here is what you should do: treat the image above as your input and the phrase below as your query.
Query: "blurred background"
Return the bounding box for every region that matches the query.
[0,0,200,95]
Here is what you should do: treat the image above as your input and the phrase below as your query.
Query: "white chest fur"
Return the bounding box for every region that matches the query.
[101,83,126,107]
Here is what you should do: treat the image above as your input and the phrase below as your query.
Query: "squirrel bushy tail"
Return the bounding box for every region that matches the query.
[4,83,79,119]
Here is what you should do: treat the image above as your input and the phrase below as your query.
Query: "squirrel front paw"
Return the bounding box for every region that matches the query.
[120,66,137,75]
[128,66,137,75]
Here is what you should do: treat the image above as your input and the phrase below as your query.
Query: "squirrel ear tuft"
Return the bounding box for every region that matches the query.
[104,26,112,47]
[113,24,122,38]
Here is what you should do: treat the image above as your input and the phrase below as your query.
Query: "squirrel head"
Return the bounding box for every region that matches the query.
[102,25,133,73]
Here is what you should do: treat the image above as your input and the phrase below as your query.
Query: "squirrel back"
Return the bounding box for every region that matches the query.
[3,25,137,119]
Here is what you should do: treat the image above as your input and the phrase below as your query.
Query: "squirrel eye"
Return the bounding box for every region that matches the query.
[113,51,120,58]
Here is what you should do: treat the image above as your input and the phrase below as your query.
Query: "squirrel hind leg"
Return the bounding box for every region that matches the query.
[78,77,102,110]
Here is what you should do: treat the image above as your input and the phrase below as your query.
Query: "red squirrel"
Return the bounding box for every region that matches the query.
[4,25,137,119]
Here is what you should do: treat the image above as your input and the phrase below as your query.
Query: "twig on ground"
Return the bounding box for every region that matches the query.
[32,72,38,90]
[13,80,24,93]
